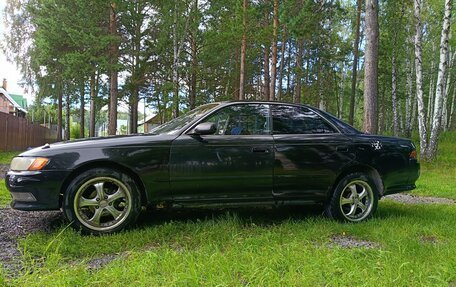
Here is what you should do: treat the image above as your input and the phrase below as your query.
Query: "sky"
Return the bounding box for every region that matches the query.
[0,0,35,103]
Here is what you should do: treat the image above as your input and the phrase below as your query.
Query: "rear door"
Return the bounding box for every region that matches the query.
[169,104,274,202]
[271,105,353,201]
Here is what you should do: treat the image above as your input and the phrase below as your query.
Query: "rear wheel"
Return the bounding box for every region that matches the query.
[63,168,141,234]
[325,172,378,222]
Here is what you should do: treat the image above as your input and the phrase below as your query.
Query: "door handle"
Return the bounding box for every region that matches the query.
[252,147,270,153]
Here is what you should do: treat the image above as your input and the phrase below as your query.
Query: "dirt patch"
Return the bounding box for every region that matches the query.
[86,254,122,271]
[0,208,63,275]
[0,164,9,179]
[420,235,439,244]
[384,194,456,205]
[329,234,380,249]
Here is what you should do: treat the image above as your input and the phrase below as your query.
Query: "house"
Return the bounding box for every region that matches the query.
[0,79,28,118]
[138,114,163,133]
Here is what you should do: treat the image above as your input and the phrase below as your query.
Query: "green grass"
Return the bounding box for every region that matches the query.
[0,151,19,164]
[0,180,11,207]
[4,204,456,286]
[1,133,456,286]
[412,131,456,199]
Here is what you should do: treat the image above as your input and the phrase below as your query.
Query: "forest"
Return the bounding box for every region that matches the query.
[2,0,454,161]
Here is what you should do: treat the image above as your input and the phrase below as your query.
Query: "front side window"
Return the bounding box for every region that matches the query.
[272,105,336,134]
[151,103,220,135]
[201,104,271,135]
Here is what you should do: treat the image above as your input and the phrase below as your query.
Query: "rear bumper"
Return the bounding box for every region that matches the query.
[383,160,420,196]
[5,170,71,211]
[384,184,416,195]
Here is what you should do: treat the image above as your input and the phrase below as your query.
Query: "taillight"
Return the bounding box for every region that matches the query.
[409,150,417,160]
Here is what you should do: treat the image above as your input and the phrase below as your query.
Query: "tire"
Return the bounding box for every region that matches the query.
[324,172,378,222]
[63,168,141,235]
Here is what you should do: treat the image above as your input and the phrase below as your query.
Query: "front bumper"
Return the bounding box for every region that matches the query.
[5,170,71,211]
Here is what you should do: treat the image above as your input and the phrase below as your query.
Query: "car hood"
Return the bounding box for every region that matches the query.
[18,133,177,157]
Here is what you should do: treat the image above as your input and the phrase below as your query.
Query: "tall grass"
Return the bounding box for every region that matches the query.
[413,131,456,199]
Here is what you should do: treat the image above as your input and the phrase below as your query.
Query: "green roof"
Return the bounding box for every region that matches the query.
[9,94,28,109]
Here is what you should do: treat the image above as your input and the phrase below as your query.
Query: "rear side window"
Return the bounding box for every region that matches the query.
[272,105,336,134]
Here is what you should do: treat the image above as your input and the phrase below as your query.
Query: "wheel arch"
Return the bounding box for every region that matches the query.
[59,160,148,208]
[329,165,384,200]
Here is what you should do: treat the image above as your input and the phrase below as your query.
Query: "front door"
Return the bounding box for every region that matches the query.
[169,104,274,202]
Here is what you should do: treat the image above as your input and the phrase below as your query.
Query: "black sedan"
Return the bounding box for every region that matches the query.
[5,101,420,234]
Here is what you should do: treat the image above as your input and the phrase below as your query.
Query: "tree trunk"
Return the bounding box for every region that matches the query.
[286,39,292,98]
[65,92,70,141]
[449,86,456,129]
[294,38,304,104]
[239,0,248,101]
[269,0,278,101]
[414,0,428,156]
[378,84,386,134]
[57,80,63,141]
[428,0,452,160]
[263,44,270,101]
[427,42,436,128]
[392,45,399,136]
[363,0,379,134]
[108,2,118,135]
[318,60,326,111]
[171,2,194,116]
[130,87,139,134]
[80,78,85,138]
[190,27,197,109]
[349,0,362,126]
[172,2,180,117]
[391,3,404,136]
[277,30,286,101]
[443,49,455,130]
[338,65,345,119]
[89,72,96,137]
[405,52,414,138]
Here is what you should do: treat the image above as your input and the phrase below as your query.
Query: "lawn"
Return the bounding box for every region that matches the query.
[0,151,19,165]
[412,131,456,199]
[0,180,11,208]
[0,133,455,286]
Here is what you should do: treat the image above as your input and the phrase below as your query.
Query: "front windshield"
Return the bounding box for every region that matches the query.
[150,103,220,135]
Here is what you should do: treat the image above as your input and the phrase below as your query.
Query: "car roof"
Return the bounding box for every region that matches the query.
[217,100,312,108]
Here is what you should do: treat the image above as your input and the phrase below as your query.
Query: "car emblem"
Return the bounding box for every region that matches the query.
[371,140,382,150]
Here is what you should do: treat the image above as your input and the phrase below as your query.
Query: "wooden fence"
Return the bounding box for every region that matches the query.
[0,112,57,151]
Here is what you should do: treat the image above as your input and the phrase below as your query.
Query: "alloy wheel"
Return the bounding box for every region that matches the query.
[339,180,374,222]
[73,177,132,232]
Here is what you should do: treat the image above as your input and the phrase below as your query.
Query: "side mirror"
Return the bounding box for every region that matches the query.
[192,122,217,135]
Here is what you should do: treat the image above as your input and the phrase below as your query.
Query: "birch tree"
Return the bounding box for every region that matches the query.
[414,0,428,156]
[427,0,452,160]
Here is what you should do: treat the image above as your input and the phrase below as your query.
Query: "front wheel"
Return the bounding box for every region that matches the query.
[63,168,141,234]
[325,172,378,222]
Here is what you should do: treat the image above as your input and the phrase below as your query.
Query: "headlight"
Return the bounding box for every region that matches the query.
[10,157,50,171]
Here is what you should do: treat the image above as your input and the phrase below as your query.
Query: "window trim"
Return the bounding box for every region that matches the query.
[183,103,273,136]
